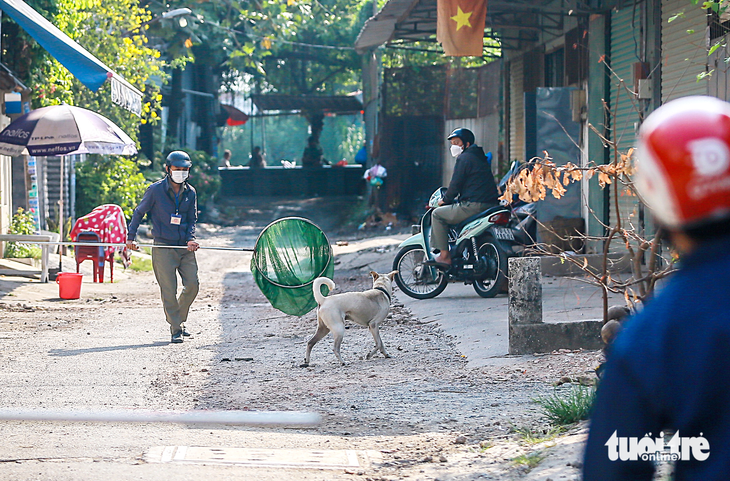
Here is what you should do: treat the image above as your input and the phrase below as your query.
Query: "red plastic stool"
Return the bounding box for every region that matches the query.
[75,232,105,283]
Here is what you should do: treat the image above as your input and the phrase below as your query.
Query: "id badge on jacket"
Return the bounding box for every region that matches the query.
[170,214,182,225]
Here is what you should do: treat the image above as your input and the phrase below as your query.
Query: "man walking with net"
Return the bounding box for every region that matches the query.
[127,151,200,344]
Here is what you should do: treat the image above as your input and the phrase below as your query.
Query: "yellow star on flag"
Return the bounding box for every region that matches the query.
[450,6,473,31]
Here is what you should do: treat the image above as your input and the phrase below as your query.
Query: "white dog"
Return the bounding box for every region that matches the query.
[302,271,397,366]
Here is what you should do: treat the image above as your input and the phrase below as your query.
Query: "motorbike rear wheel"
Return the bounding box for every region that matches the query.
[393,245,448,299]
[472,236,507,298]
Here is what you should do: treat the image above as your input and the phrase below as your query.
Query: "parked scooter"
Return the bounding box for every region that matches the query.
[393,166,536,299]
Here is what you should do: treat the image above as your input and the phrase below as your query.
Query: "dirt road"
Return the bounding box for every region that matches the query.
[0,198,597,480]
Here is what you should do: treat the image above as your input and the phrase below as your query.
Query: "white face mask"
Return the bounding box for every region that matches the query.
[170,170,189,184]
[450,144,463,158]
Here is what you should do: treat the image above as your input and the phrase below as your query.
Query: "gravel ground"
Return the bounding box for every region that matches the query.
[0,198,601,480]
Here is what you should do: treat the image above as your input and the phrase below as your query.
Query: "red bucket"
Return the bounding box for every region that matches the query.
[56,273,83,299]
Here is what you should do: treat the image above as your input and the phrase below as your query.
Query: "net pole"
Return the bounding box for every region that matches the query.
[16,241,254,252]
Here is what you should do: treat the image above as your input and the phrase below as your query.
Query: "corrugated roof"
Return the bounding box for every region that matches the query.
[354,0,600,53]
[250,94,363,113]
[355,0,424,53]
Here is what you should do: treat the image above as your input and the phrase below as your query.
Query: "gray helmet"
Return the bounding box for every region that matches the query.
[166,151,192,168]
[447,128,475,147]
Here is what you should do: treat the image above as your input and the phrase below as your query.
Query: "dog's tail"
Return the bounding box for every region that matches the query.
[313,277,336,305]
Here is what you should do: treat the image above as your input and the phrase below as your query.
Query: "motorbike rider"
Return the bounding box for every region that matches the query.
[425,128,499,268]
[583,96,730,479]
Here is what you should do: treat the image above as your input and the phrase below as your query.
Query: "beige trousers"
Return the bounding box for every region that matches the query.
[430,201,490,252]
[152,246,199,335]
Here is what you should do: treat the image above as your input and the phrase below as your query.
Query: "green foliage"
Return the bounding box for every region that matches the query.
[535,385,596,426]
[75,155,148,219]
[191,0,372,102]
[0,1,59,90]
[512,425,566,445]
[512,451,547,471]
[188,150,221,206]
[4,208,42,259]
[27,0,167,149]
[127,255,152,272]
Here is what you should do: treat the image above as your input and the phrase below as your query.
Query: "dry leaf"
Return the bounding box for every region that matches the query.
[552,181,566,199]
[598,172,612,187]
[544,171,557,190]
[570,168,583,181]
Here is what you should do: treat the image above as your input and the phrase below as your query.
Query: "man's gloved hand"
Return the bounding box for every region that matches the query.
[187,240,199,252]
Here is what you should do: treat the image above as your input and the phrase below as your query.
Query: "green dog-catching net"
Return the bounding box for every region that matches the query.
[251,217,333,317]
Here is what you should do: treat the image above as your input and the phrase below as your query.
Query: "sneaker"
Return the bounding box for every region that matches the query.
[171,331,184,343]
[182,328,191,337]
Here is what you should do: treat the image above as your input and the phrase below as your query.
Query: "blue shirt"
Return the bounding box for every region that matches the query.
[127,176,197,246]
[583,234,730,480]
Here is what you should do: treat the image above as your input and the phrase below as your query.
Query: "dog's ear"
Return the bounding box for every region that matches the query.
[370,271,379,280]
[387,270,397,281]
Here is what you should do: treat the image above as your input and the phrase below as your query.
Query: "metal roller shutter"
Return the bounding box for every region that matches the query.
[608,7,643,233]
[509,57,525,165]
[661,0,708,102]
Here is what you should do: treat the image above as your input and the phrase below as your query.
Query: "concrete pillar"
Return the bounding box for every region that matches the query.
[509,257,603,354]
[508,257,542,325]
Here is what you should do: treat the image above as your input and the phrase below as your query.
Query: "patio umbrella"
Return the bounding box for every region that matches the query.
[0,104,137,157]
[0,104,137,274]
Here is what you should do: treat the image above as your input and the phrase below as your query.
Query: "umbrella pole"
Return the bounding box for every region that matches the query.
[58,156,64,273]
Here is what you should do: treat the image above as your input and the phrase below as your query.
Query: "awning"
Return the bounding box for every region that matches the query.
[0,0,142,115]
[251,94,363,114]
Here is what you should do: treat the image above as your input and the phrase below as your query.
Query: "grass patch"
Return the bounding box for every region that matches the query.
[512,451,546,470]
[513,425,567,445]
[128,256,153,272]
[535,385,596,426]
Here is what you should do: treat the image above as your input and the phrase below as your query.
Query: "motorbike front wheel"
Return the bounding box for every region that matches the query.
[472,237,507,298]
[393,245,448,299]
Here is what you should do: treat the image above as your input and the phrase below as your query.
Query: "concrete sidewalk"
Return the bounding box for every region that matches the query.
[333,234,620,368]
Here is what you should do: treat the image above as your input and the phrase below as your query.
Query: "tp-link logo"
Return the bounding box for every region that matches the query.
[605,430,709,462]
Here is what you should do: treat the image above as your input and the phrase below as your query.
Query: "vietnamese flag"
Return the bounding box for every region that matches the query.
[436,0,487,56]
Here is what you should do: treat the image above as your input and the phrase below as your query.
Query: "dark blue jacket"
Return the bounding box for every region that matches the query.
[127,176,197,246]
[584,234,730,480]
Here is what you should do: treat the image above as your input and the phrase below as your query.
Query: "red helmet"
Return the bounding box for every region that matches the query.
[636,96,730,230]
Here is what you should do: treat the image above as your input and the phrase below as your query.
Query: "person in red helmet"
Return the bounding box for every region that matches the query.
[583,96,730,479]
